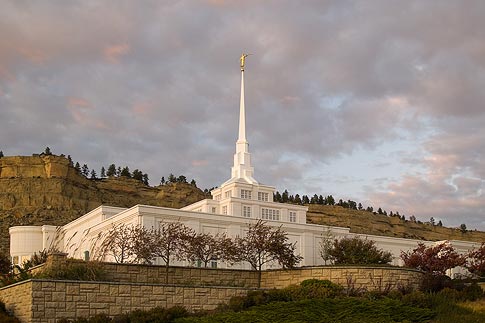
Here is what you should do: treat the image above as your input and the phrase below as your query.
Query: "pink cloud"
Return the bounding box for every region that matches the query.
[16,46,46,65]
[192,160,208,167]
[68,97,92,108]
[132,101,154,116]
[103,43,130,63]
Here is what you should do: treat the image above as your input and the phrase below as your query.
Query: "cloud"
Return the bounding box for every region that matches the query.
[103,43,130,63]
[0,0,484,230]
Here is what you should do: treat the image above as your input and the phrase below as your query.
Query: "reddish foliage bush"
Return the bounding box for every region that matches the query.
[400,242,465,275]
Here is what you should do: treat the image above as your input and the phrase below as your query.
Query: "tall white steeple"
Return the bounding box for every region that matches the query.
[227,54,258,185]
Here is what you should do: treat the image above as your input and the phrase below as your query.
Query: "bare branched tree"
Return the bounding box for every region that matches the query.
[236,220,302,287]
[151,221,195,283]
[184,232,237,268]
[98,224,139,263]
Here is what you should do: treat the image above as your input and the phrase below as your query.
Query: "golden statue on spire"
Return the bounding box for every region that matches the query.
[240,53,249,71]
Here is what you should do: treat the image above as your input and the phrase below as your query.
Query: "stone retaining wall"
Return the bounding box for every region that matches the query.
[1,279,255,323]
[261,266,423,291]
[100,262,260,287]
[0,280,32,323]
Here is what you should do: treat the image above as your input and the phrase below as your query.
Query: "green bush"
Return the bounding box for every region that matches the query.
[58,306,189,323]
[419,273,452,292]
[34,260,106,281]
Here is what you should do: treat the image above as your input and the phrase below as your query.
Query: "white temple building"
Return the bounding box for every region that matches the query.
[9,56,479,273]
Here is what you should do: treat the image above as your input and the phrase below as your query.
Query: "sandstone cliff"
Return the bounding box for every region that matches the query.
[0,155,206,255]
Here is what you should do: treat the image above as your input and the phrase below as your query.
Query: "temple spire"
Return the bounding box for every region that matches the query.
[238,69,247,143]
[223,54,257,185]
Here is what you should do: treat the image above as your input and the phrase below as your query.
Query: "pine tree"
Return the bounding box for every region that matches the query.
[44,147,52,155]
[100,167,106,178]
[81,164,89,177]
[120,167,131,177]
[0,151,3,158]
[90,169,97,179]
[67,155,73,166]
[142,174,149,186]
[190,179,197,187]
[75,162,81,173]
[160,176,165,185]
[107,164,116,177]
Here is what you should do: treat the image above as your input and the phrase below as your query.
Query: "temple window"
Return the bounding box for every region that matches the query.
[243,205,251,218]
[261,208,280,221]
[240,189,252,199]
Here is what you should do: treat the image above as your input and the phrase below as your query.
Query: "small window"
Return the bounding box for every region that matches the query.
[241,189,252,199]
[224,191,231,198]
[222,206,228,215]
[211,260,217,268]
[243,205,251,218]
[289,211,297,223]
[211,207,216,213]
[258,192,269,201]
[261,208,280,221]
[214,194,221,201]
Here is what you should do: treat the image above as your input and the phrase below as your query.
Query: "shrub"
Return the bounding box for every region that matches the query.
[324,236,393,265]
[34,260,105,281]
[401,242,465,275]
[420,273,452,292]
[58,306,189,322]
[466,242,485,277]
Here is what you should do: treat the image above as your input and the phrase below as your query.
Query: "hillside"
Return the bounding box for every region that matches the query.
[307,204,485,243]
[1,154,484,256]
[0,154,206,255]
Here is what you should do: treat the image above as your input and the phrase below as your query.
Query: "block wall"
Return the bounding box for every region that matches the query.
[261,266,423,291]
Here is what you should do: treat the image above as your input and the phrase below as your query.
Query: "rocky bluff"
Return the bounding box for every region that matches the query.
[0,154,206,255]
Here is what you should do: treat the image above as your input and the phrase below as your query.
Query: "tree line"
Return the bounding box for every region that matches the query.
[272,189,465,229]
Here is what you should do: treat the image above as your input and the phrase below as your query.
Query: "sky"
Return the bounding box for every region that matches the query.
[1,1,484,230]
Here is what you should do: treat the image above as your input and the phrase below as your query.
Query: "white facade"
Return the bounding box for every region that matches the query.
[9,59,480,273]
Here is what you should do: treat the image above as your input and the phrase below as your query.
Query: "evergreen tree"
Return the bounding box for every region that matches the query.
[67,155,73,166]
[274,191,282,202]
[177,175,187,183]
[160,176,165,185]
[311,194,318,204]
[294,194,302,205]
[281,190,289,203]
[437,220,443,227]
[117,166,122,177]
[358,203,363,210]
[90,169,97,179]
[190,179,197,187]
[120,166,131,177]
[132,169,143,181]
[81,164,89,177]
[430,217,435,226]
[74,162,81,173]
[0,150,4,158]
[106,164,116,177]
[44,147,52,155]
[302,195,310,204]
[168,173,176,183]
[377,207,383,215]
[460,223,467,233]
[142,173,149,186]
[100,166,106,178]
[326,195,335,205]
[318,195,324,205]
